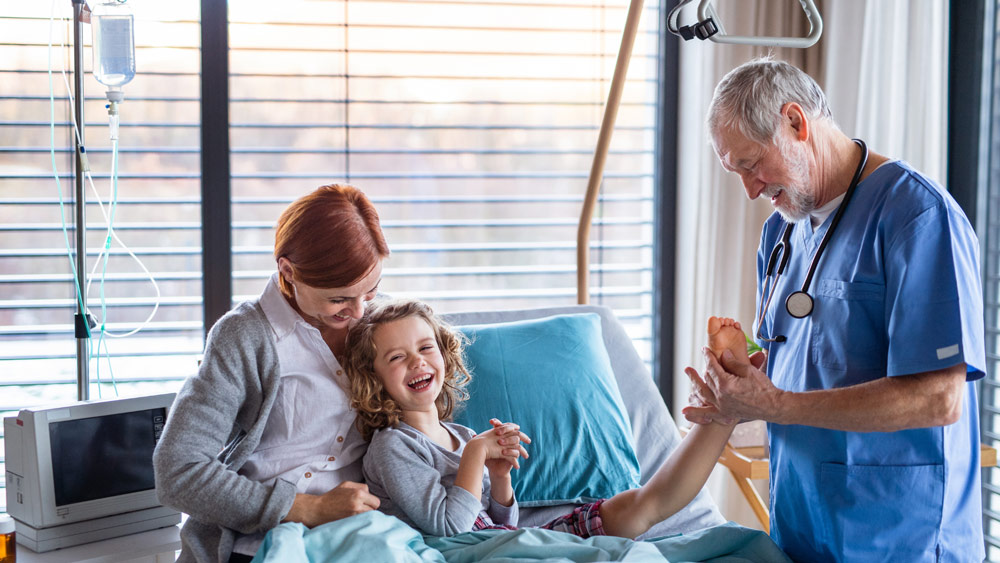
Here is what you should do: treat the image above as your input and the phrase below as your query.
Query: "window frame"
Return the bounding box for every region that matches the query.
[0,0,677,513]
[194,0,677,397]
[948,0,997,555]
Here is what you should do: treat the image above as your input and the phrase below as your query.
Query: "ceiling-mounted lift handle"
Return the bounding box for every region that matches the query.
[668,0,823,48]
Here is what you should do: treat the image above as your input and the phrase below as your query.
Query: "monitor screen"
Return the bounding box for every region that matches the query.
[48,407,165,506]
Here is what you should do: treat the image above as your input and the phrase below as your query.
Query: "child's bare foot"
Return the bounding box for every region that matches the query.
[707,316,750,365]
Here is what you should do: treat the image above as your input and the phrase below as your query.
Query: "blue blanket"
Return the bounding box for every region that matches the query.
[250,512,790,562]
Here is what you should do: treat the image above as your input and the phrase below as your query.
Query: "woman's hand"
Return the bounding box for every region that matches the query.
[282,481,380,528]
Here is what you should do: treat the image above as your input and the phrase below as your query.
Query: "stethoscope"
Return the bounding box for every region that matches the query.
[754,138,869,344]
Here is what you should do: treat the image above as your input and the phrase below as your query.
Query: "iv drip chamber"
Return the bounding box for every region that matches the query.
[91,0,135,89]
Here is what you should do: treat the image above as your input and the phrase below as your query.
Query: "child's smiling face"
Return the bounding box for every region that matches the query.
[372,315,446,414]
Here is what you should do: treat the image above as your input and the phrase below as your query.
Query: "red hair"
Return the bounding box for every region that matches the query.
[274,184,390,296]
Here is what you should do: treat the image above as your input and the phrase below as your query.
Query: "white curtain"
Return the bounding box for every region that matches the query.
[673,1,814,417]
[822,0,948,183]
[671,0,949,527]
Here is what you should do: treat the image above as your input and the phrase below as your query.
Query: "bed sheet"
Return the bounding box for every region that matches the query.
[249,511,790,562]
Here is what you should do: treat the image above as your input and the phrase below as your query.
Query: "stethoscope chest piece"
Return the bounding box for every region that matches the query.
[753,138,869,342]
[785,291,814,318]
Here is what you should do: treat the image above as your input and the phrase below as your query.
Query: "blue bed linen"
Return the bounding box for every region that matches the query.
[250,511,441,563]
[250,512,790,562]
[455,313,642,506]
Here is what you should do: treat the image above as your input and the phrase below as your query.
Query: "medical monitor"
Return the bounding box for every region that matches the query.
[4,393,181,551]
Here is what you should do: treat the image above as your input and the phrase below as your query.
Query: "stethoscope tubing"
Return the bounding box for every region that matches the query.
[754,138,869,342]
[795,139,869,302]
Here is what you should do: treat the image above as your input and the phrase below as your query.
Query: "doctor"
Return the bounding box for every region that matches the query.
[684,58,986,562]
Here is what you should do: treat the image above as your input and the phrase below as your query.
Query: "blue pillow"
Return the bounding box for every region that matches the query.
[453,313,641,507]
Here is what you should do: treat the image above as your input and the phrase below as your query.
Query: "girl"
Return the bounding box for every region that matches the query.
[343,299,740,539]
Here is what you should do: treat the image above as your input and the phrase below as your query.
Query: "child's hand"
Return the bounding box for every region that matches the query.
[470,420,530,469]
[489,418,531,467]
[485,456,516,481]
[483,418,530,479]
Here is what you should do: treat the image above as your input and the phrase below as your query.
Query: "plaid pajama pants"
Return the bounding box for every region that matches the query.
[472,498,607,538]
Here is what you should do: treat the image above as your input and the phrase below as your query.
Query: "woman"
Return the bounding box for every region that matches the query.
[153,184,391,563]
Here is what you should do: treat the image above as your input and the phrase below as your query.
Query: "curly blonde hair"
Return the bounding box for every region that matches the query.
[343,299,471,440]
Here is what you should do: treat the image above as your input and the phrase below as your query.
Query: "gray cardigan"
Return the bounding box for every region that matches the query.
[153,301,296,563]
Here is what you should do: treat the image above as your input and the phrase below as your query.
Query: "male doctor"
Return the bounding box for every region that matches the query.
[684,58,986,562]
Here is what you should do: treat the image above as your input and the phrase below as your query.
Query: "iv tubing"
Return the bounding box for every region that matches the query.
[86,134,161,339]
[52,17,161,339]
[47,5,161,396]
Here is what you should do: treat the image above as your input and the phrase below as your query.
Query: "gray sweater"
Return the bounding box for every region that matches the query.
[363,421,518,536]
[153,301,296,563]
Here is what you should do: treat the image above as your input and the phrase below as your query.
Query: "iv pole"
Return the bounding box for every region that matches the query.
[72,0,91,401]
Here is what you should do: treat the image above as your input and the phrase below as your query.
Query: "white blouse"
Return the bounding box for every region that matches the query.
[233,273,366,555]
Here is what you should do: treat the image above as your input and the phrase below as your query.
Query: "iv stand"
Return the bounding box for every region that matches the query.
[72,0,90,401]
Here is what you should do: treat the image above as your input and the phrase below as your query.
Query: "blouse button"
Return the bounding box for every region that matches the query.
[328,456,336,462]
[305,472,312,478]
[337,436,344,443]
[336,370,343,376]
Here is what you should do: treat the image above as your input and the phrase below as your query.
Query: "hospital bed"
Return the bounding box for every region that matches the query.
[449,305,999,546]
[250,305,790,562]
[253,4,821,560]
[442,304,724,537]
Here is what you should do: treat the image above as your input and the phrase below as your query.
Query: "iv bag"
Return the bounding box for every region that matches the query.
[91,0,135,88]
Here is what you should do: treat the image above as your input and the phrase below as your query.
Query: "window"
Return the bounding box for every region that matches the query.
[975,0,999,557]
[0,0,662,512]
[225,0,660,347]
[0,3,203,512]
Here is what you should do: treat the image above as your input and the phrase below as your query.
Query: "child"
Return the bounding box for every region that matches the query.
[343,299,742,539]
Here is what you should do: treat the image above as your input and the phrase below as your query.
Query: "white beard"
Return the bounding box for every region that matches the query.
[766,138,815,223]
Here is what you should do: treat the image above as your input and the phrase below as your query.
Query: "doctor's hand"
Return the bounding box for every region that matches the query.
[283,481,380,528]
[700,347,782,423]
[682,349,768,425]
[682,362,738,426]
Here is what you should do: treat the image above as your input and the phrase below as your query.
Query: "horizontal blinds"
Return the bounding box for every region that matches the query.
[0,0,661,512]
[228,0,659,358]
[0,5,204,511]
[983,4,1000,553]
[0,5,205,392]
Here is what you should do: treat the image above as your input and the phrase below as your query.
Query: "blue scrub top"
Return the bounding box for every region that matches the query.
[755,161,986,562]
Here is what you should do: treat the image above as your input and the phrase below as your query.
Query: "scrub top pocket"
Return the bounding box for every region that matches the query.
[811,279,886,377]
[819,462,943,562]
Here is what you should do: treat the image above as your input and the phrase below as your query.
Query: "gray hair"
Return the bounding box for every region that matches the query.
[707,58,833,145]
